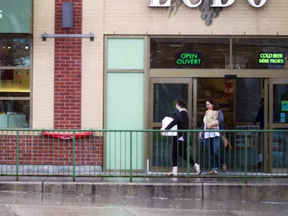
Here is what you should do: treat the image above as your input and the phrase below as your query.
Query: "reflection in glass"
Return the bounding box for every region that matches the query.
[150,38,230,69]
[0,69,30,128]
[272,130,288,168]
[273,84,288,123]
[0,69,30,96]
[232,38,288,69]
[0,38,31,66]
[0,100,30,128]
[153,83,188,122]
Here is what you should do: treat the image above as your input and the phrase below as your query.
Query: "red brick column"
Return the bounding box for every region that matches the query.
[54,0,82,129]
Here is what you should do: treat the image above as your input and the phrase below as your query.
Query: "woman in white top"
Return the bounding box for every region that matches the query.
[199,99,227,175]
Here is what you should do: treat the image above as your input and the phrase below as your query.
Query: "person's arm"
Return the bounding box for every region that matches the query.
[254,108,262,124]
[165,113,179,130]
[199,115,205,139]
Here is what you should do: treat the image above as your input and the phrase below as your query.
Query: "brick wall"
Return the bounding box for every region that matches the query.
[54,0,82,129]
[0,135,103,166]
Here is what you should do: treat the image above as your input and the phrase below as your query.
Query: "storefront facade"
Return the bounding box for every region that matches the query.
[1,0,288,171]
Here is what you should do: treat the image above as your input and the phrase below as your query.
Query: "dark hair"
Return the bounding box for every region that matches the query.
[176,98,187,108]
[206,98,220,110]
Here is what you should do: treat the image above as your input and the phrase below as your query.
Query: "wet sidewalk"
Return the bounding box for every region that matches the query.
[0,191,288,216]
[0,176,287,203]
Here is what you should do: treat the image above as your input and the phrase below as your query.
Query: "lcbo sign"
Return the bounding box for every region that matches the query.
[148,0,268,8]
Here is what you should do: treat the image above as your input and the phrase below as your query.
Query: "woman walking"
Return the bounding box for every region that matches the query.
[198,99,227,175]
[163,98,202,176]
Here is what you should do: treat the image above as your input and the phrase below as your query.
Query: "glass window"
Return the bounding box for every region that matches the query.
[153,83,188,122]
[232,38,288,69]
[273,84,288,123]
[0,38,31,66]
[150,38,230,69]
[0,37,31,128]
[107,39,145,70]
[235,79,262,123]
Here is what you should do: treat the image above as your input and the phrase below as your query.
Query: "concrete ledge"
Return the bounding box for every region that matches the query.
[204,183,288,202]
[0,182,42,193]
[0,181,288,202]
[43,182,203,199]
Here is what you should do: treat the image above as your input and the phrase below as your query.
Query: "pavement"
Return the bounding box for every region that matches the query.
[0,191,288,216]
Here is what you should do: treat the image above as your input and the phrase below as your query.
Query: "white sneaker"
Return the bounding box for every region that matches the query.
[167,166,178,176]
[194,163,202,175]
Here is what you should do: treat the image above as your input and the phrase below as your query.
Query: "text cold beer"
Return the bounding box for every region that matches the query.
[148,0,268,8]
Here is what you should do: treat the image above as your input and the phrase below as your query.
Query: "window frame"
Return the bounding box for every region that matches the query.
[0,34,32,129]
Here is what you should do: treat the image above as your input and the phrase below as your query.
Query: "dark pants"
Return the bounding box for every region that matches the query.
[172,136,195,167]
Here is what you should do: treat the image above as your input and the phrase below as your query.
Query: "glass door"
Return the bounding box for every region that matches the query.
[269,79,288,174]
[149,78,195,172]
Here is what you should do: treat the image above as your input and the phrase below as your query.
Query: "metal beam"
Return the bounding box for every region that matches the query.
[42,33,94,41]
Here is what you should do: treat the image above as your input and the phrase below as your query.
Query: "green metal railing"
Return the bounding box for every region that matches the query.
[0,129,287,182]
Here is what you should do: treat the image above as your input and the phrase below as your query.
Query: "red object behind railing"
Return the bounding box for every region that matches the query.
[41,131,93,140]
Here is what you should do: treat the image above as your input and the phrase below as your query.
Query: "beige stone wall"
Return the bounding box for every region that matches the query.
[103,0,288,35]
[82,0,104,129]
[32,0,55,129]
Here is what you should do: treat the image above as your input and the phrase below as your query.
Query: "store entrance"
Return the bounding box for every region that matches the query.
[149,78,196,172]
[149,77,268,173]
[268,79,288,173]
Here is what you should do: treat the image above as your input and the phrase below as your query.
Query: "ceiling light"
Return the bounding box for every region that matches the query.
[209,56,223,59]
[169,44,183,47]
[8,47,11,49]
[25,46,29,49]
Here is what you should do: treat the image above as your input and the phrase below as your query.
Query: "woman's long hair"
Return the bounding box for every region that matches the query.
[207,98,220,110]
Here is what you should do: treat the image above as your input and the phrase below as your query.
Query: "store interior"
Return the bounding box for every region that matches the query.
[196,78,262,129]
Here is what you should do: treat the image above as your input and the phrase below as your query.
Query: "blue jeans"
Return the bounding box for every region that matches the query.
[205,136,225,171]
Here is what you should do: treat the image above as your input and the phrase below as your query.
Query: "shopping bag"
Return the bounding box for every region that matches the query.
[206,110,218,129]
[160,116,177,136]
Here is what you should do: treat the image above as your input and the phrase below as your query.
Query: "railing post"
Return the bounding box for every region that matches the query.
[244,132,248,183]
[129,131,133,182]
[187,131,190,181]
[16,131,19,181]
[73,131,76,182]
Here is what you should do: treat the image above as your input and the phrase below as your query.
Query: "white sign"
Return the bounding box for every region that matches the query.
[148,0,268,8]
[0,10,2,19]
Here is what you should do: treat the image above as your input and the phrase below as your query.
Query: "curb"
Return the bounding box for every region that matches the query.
[0,182,288,202]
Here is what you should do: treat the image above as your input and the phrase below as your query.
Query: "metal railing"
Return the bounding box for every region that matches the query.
[0,129,287,182]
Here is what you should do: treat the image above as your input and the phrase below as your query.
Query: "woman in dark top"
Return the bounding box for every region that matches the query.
[164,98,202,176]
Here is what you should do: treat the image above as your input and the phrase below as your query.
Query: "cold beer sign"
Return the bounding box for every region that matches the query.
[148,0,268,8]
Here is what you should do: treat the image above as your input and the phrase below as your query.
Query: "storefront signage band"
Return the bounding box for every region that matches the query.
[176,52,203,66]
[259,53,285,65]
[149,0,268,8]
